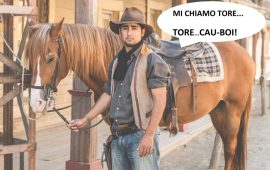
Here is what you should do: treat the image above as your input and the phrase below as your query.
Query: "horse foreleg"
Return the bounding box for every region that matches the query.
[210,101,243,170]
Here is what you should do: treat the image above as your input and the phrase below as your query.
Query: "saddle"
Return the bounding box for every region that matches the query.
[147,38,205,135]
[146,33,223,135]
[155,40,186,58]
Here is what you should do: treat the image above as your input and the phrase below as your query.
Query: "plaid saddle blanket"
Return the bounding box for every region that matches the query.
[183,42,224,82]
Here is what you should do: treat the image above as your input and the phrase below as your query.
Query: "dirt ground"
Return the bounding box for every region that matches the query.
[160,84,270,170]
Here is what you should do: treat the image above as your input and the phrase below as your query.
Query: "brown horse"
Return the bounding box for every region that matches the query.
[25,19,255,170]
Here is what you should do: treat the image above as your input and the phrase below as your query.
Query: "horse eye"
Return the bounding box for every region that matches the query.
[47,57,54,64]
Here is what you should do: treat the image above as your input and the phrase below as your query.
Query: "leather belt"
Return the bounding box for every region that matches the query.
[110,122,139,137]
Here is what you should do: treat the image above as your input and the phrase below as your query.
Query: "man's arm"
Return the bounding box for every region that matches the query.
[68,92,112,131]
[138,86,167,156]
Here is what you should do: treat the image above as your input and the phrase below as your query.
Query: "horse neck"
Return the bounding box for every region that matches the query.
[62,50,106,96]
[60,24,122,94]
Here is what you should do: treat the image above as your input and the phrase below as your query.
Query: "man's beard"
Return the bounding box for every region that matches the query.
[124,42,136,47]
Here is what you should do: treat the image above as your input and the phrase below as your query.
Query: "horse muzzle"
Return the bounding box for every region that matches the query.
[30,85,56,113]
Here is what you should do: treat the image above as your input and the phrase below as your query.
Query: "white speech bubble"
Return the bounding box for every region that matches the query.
[157,1,266,47]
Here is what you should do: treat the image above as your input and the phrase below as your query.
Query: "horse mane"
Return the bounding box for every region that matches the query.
[25,24,123,82]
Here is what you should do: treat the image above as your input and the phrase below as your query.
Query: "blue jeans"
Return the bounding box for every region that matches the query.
[111,130,160,170]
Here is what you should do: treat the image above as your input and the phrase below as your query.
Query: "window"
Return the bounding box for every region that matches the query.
[149,9,162,38]
[101,9,119,29]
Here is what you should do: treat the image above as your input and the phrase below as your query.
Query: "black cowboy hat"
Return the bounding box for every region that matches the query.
[109,7,154,38]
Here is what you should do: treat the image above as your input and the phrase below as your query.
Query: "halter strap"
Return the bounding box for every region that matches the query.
[30,36,62,92]
[49,37,62,92]
[30,85,45,89]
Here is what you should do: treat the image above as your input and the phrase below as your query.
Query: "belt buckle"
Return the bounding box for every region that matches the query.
[111,127,119,137]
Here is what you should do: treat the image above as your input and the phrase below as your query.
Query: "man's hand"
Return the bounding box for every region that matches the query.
[67,92,112,132]
[67,117,88,132]
[137,87,166,157]
[138,133,154,157]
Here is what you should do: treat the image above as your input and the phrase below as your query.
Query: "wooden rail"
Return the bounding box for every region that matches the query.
[0,143,36,155]
[0,85,22,107]
[0,74,21,84]
[0,52,22,73]
[0,143,36,170]
[0,1,37,169]
[0,5,37,15]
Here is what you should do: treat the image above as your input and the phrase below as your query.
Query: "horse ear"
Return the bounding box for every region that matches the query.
[50,18,64,39]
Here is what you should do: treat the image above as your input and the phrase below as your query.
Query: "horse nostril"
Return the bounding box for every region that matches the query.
[30,99,46,113]
[31,100,45,107]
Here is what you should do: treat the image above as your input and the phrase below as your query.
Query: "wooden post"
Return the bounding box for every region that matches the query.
[0,154,4,170]
[252,33,258,68]
[209,132,223,169]
[69,81,91,162]
[37,0,49,23]
[260,29,266,116]
[75,0,97,25]
[3,0,14,169]
[28,1,37,170]
[28,0,37,25]
[172,0,187,6]
[66,0,101,170]
[28,108,36,170]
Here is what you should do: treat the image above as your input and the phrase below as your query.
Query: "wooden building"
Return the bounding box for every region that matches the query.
[0,0,172,136]
[0,0,269,136]
[0,0,269,169]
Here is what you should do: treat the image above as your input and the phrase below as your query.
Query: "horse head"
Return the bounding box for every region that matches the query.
[26,18,69,113]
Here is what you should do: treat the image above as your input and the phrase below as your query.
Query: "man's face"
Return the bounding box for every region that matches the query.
[119,23,145,47]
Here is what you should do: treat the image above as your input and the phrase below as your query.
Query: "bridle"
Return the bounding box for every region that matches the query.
[29,34,105,129]
[30,36,62,105]
[30,35,69,122]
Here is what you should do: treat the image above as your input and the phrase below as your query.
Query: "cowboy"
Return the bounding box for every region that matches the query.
[69,7,170,170]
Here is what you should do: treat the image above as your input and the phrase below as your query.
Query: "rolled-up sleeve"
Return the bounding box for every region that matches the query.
[147,53,171,89]
[102,58,115,95]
